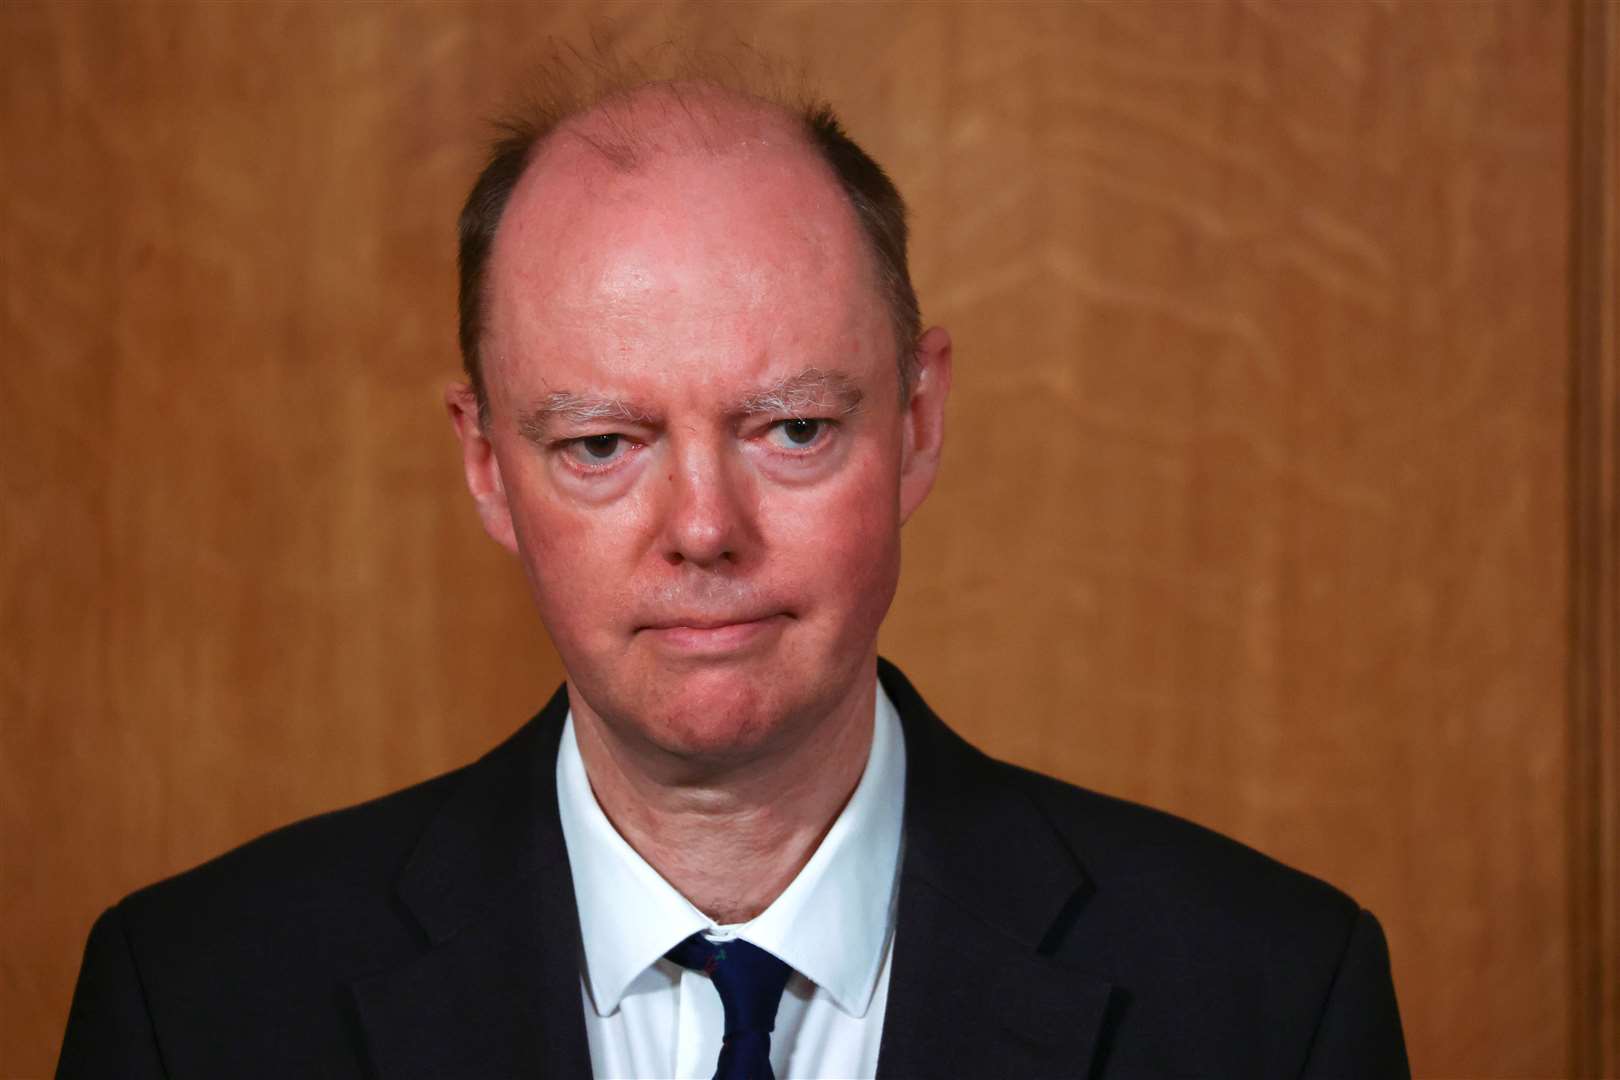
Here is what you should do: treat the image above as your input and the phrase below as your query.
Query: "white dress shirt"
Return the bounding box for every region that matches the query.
[555,683,907,1080]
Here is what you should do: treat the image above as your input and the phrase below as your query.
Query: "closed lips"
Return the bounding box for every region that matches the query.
[641,613,783,630]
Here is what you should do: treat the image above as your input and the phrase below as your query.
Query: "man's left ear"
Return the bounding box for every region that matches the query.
[898,325,953,524]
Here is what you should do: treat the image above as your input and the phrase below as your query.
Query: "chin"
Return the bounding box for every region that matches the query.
[571,643,845,764]
[639,662,793,759]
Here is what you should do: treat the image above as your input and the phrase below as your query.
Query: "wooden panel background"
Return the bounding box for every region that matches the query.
[1571,2,1620,1073]
[1,2,1606,1076]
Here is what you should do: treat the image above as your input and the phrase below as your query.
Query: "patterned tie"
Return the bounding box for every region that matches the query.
[665,932,793,1080]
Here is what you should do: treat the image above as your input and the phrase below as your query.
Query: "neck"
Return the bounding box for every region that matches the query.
[570,670,877,926]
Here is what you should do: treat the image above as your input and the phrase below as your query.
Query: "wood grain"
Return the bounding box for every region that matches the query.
[0,2,1593,1075]
[883,4,1576,1073]
[1570,2,1620,1075]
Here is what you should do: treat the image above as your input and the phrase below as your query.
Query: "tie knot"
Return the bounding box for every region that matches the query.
[665,932,792,1038]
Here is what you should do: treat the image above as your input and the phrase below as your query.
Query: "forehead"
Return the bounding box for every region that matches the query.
[483,91,889,397]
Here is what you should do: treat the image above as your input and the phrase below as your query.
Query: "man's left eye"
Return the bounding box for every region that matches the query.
[767,418,831,449]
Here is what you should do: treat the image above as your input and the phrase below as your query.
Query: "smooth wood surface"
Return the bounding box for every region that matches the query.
[0,3,1597,1076]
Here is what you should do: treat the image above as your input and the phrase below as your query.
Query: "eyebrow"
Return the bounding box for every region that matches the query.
[517,393,659,443]
[515,367,864,442]
[733,368,865,418]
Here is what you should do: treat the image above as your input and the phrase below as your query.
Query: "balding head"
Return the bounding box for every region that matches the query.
[456,67,920,428]
[542,79,803,171]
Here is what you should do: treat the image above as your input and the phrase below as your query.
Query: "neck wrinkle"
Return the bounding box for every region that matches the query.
[570,670,877,925]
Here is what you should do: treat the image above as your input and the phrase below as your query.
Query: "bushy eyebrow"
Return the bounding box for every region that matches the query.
[514,367,864,443]
[516,393,659,443]
[732,368,864,417]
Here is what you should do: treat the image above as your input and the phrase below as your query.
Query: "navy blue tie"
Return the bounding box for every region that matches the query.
[665,932,792,1080]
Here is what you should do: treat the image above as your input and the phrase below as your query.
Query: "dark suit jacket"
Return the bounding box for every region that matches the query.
[59,660,1408,1078]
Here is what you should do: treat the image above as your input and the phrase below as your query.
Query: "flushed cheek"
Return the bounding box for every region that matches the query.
[509,494,648,650]
[773,473,901,638]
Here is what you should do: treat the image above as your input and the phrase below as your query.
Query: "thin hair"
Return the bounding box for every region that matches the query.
[456,40,922,429]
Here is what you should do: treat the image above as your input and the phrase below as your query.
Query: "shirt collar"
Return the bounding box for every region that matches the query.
[556,681,906,1020]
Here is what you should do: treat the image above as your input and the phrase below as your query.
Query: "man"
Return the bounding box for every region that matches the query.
[59,69,1408,1079]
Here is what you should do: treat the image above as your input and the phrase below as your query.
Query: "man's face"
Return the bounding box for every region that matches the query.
[449,103,949,768]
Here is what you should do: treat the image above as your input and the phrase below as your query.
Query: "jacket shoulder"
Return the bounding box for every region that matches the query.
[105,753,489,1044]
[991,761,1393,1073]
[1009,761,1411,1075]
[122,759,470,930]
[64,703,573,1071]
[997,759,1361,935]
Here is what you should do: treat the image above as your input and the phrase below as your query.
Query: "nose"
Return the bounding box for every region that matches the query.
[659,438,757,568]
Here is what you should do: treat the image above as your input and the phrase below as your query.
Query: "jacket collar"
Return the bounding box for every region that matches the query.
[875,658,1114,1079]
[348,684,591,1078]
[350,661,1112,1078]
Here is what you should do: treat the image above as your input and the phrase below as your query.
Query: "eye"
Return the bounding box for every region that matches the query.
[561,433,630,468]
[766,418,832,450]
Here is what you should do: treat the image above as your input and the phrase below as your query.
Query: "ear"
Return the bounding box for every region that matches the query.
[898,326,953,525]
[444,381,519,554]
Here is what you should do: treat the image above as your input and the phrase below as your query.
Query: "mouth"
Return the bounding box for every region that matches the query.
[636,613,789,654]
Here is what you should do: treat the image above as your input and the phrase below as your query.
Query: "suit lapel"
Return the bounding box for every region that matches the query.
[347,662,1111,1077]
[349,687,592,1079]
[876,660,1115,1080]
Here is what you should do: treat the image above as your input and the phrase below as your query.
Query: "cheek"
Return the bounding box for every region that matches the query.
[777,452,902,620]
[502,462,649,641]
